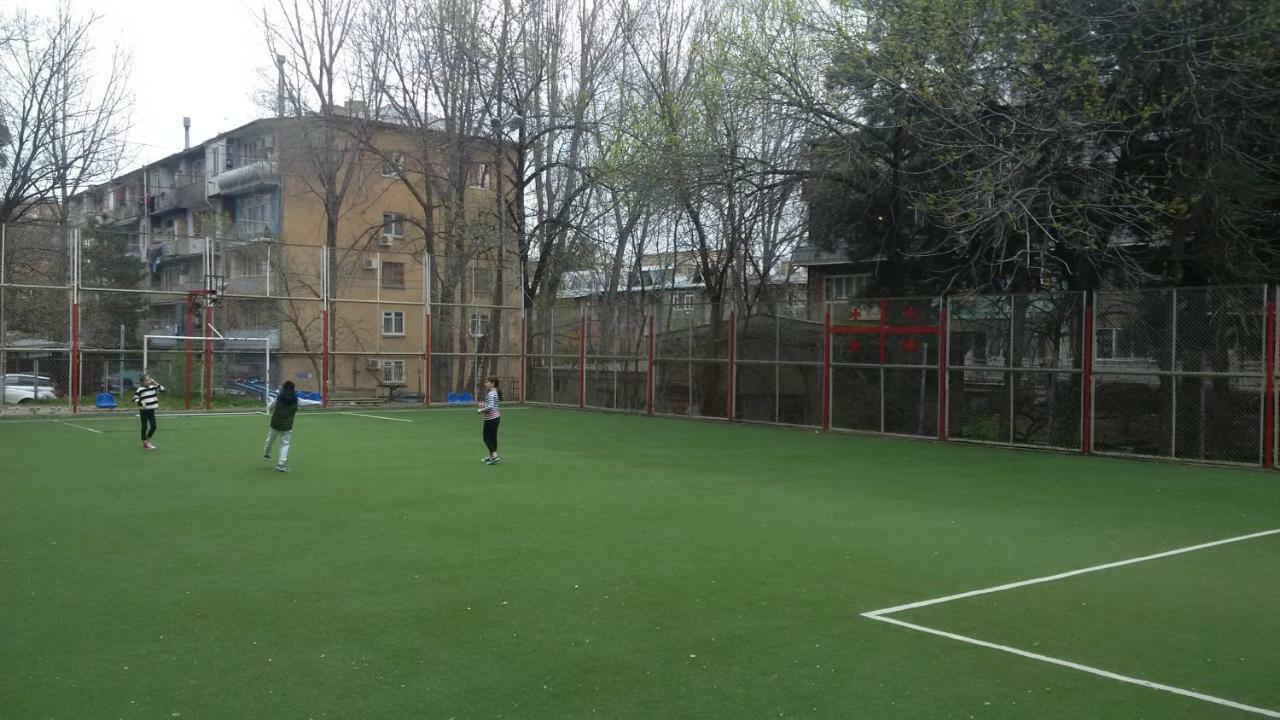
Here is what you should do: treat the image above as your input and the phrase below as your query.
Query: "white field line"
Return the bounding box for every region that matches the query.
[864,614,1280,719]
[55,420,104,434]
[863,528,1280,718]
[338,411,413,423]
[864,527,1280,617]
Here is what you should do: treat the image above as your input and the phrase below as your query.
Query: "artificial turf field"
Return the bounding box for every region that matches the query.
[1,406,1278,719]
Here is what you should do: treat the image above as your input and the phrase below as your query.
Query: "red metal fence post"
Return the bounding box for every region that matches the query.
[1082,292,1095,454]
[1264,287,1276,468]
[822,310,831,431]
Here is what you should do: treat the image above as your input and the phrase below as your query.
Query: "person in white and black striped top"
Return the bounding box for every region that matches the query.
[132,375,164,450]
[477,377,502,464]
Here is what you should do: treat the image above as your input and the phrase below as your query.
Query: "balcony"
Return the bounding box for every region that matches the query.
[209,159,278,197]
[154,236,207,259]
[226,274,268,296]
[150,181,207,213]
[111,200,143,224]
[234,219,276,241]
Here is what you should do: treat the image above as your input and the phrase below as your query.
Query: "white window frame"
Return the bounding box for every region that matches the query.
[382,152,404,178]
[382,212,405,240]
[382,311,405,336]
[823,274,869,301]
[469,311,490,337]
[381,360,405,384]
[673,291,696,313]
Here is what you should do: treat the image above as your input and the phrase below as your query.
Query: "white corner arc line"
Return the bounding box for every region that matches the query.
[863,614,1280,718]
[55,420,104,434]
[864,528,1280,618]
[339,412,413,423]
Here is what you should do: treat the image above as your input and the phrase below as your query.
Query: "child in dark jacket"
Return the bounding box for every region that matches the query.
[263,381,299,472]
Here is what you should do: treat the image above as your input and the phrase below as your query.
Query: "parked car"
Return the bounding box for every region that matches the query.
[2,374,60,404]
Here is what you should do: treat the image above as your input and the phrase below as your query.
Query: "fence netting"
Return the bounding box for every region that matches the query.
[3,222,1278,470]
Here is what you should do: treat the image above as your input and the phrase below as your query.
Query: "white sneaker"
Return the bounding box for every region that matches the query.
[275,465,289,473]
[488,456,500,464]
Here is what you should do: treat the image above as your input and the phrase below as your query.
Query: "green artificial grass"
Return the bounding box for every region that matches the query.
[1,407,1277,719]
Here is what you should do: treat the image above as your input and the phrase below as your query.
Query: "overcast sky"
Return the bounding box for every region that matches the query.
[25,0,271,167]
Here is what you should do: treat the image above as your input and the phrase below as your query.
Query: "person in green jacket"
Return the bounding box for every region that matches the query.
[263,381,299,472]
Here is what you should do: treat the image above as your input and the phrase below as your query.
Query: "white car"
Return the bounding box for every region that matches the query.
[2,374,59,404]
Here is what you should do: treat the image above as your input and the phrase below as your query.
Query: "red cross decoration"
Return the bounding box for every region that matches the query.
[832,298,939,364]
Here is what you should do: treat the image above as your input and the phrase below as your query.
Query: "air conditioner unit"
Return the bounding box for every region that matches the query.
[362,257,378,270]
[378,235,395,247]
[367,358,382,370]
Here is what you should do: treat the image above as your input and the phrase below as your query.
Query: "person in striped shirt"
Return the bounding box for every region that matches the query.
[132,375,164,450]
[477,377,502,464]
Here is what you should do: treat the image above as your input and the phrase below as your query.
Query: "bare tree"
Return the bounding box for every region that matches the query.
[0,4,131,223]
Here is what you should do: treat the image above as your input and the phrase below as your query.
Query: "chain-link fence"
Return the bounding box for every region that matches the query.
[1092,286,1266,464]
[948,292,1084,450]
[0,223,523,411]
[828,297,942,437]
[734,300,822,426]
[5,222,1280,470]
[429,247,522,404]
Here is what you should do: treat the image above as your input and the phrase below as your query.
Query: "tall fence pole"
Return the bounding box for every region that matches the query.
[1082,292,1095,454]
[422,311,430,406]
[727,310,736,421]
[938,300,948,440]
[822,309,831,431]
[519,314,526,404]
[70,229,80,413]
[578,304,586,409]
[203,301,213,411]
[1264,286,1276,469]
[647,315,654,416]
[184,294,194,410]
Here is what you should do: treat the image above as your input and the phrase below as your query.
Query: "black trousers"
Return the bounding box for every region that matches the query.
[482,417,500,453]
[140,409,157,440]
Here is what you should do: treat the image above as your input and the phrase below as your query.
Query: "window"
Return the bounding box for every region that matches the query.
[1096,328,1152,361]
[382,212,405,239]
[823,274,869,301]
[673,292,696,312]
[382,311,405,336]
[381,261,405,288]
[471,267,493,300]
[1097,328,1119,360]
[382,152,404,177]
[469,312,490,337]
[381,360,405,384]
[466,162,491,189]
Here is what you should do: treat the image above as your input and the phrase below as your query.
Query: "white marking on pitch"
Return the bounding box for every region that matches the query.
[55,420,104,434]
[863,528,1280,718]
[339,411,413,423]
